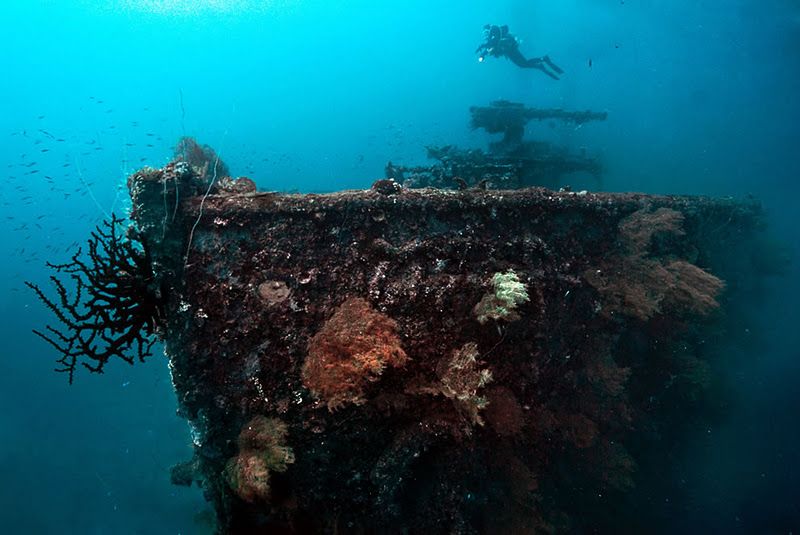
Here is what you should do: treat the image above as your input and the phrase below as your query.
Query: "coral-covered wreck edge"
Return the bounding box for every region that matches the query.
[130,162,766,533]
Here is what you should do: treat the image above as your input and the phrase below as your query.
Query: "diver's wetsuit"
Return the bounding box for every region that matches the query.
[505,47,563,79]
[477,25,563,80]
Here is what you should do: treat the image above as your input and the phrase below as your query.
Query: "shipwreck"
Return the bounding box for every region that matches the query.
[28,122,773,532]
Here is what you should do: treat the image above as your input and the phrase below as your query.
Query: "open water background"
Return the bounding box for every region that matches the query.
[0,1,797,532]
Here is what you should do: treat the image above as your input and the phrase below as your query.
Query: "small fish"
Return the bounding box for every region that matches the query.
[588,58,593,69]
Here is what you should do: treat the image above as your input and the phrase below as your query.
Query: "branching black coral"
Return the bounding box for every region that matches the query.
[25,214,165,383]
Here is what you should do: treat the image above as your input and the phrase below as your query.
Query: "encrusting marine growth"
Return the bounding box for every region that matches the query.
[473,269,531,324]
[584,207,725,320]
[225,416,295,503]
[301,297,408,410]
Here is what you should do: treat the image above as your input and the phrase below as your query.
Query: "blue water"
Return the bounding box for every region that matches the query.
[1,1,797,532]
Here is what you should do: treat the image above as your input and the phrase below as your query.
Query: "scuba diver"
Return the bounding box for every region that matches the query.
[476,24,564,80]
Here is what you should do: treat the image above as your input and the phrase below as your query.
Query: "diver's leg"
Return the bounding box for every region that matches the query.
[543,55,564,74]
[508,50,560,79]
[524,57,560,79]
[523,57,545,68]
[506,48,530,68]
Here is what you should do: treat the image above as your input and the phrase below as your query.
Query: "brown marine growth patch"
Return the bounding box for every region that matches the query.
[301,297,408,410]
[257,280,291,306]
[225,416,294,503]
[410,342,494,426]
[585,207,725,320]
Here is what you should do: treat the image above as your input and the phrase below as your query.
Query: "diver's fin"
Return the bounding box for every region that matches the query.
[534,64,560,80]
[544,55,564,74]
[543,69,560,81]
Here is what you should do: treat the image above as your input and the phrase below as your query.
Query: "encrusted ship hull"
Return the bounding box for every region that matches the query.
[126,164,764,533]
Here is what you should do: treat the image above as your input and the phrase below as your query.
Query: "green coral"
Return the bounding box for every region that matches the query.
[473,270,530,324]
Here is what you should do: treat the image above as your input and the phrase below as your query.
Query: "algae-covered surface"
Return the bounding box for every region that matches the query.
[126,166,764,532]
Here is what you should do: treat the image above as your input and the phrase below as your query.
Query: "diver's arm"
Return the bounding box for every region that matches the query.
[476,42,495,58]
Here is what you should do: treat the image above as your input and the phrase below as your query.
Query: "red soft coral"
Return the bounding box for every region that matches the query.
[302,298,408,410]
[585,207,724,321]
